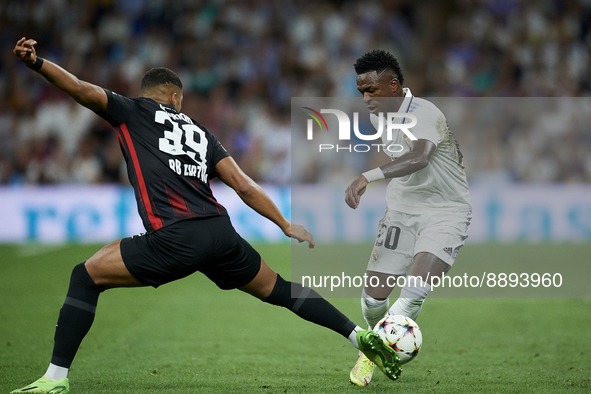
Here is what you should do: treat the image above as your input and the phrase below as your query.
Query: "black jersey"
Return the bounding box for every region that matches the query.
[102,89,230,233]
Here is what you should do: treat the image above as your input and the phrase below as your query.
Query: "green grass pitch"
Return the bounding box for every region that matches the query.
[1,243,590,393]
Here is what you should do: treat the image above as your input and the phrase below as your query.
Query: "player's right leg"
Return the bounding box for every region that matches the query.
[361,270,398,328]
[361,210,416,329]
[350,270,399,386]
[350,209,416,386]
[11,240,143,394]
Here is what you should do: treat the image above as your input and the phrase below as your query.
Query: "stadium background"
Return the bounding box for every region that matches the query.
[1,0,590,243]
[1,1,590,393]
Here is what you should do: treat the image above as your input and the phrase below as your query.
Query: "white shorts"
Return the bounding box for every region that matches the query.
[367,209,471,275]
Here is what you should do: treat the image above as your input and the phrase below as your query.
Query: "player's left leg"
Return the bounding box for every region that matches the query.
[388,210,471,320]
[240,258,402,381]
[204,218,401,380]
[240,258,359,341]
[387,252,449,320]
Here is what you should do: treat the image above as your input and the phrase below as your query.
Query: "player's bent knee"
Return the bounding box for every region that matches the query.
[70,262,104,295]
[363,270,397,300]
[364,280,395,300]
[364,287,389,301]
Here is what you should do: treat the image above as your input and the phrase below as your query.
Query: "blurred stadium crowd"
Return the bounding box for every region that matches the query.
[0,0,590,186]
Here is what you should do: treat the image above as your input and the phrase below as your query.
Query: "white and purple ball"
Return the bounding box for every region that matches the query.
[374,314,422,364]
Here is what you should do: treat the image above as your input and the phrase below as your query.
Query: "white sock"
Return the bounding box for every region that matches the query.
[388,277,431,321]
[45,363,69,380]
[361,289,389,330]
[348,325,363,349]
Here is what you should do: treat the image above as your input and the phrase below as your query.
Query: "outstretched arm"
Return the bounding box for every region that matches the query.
[345,139,436,209]
[215,156,315,248]
[13,37,108,115]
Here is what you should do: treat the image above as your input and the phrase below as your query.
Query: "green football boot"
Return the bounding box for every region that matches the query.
[357,330,402,381]
[10,376,69,394]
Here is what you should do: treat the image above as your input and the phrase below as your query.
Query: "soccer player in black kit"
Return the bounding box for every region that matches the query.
[11,37,402,393]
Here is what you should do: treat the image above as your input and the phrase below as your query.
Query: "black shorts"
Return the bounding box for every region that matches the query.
[120,216,261,290]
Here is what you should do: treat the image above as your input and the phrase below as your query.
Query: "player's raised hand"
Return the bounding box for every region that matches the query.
[345,175,368,209]
[14,37,38,67]
[287,223,316,248]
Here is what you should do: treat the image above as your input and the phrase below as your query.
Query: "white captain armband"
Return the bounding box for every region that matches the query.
[361,168,385,183]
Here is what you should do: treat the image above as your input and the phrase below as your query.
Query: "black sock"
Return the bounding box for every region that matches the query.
[51,262,103,368]
[263,274,356,338]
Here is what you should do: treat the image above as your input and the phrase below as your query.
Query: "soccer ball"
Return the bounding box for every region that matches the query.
[374,314,422,364]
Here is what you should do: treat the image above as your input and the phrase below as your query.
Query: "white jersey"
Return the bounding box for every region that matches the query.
[370,88,471,214]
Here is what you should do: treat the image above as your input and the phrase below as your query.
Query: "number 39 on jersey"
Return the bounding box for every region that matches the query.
[155,108,209,183]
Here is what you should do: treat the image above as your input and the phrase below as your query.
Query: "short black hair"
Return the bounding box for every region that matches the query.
[140,67,183,92]
[354,50,404,85]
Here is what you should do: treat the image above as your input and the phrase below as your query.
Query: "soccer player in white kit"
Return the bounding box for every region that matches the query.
[346,50,472,386]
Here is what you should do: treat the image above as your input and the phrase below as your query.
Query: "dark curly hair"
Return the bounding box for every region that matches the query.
[354,50,404,85]
[141,67,183,92]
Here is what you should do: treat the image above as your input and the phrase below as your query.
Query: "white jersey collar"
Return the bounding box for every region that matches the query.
[400,87,414,113]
